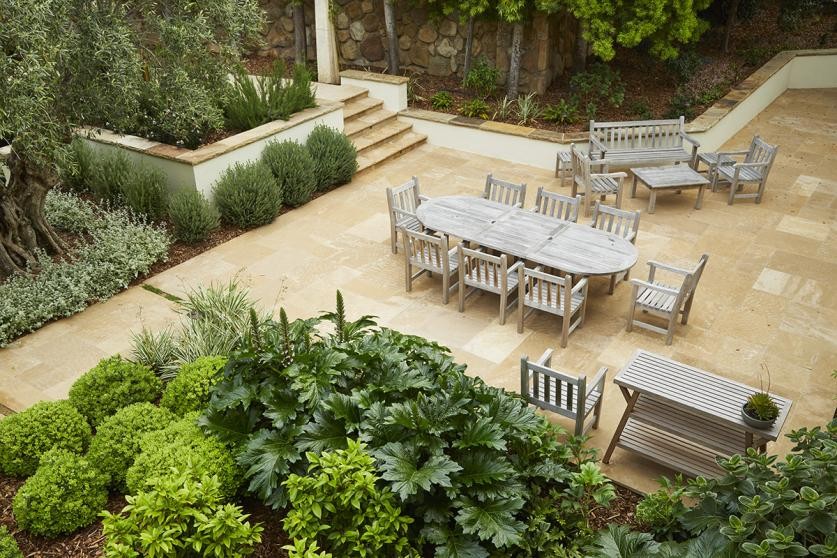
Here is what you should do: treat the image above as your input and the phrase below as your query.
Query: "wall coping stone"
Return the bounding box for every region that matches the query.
[79,101,342,166]
[340,69,410,85]
[399,48,837,143]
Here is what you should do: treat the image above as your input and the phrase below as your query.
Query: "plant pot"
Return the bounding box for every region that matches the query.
[741,404,777,429]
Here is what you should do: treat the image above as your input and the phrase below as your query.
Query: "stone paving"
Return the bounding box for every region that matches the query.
[1,89,836,492]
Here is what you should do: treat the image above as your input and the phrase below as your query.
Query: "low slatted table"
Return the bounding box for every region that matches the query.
[630,165,710,213]
[416,196,638,276]
[603,350,792,478]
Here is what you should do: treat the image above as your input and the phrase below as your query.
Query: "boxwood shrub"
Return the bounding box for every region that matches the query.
[213,161,282,229]
[86,402,176,491]
[167,188,220,243]
[161,356,228,416]
[69,355,163,427]
[0,525,23,558]
[305,125,358,191]
[0,400,92,477]
[261,140,317,207]
[12,449,109,538]
[126,413,239,498]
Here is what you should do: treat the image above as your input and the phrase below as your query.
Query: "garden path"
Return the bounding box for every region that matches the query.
[1,89,836,492]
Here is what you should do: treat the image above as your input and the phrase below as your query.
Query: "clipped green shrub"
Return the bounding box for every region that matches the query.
[87,403,175,491]
[89,150,132,203]
[261,140,317,207]
[0,525,23,558]
[0,400,92,477]
[126,413,239,497]
[12,449,109,538]
[103,466,262,558]
[161,356,228,416]
[121,164,167,220]
[213,161,282,228]
[69,355,163,427]
[283,440,416,557]
[167,188,220,243]
[305,125,358,191]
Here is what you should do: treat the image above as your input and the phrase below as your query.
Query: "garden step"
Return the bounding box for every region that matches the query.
[352,120,413,153]
[313,82,368,104]
[343,96,384,121]
[356,131,427,174]
[345,108,396,138]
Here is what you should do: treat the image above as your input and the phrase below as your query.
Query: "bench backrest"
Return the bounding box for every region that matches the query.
[590,117,685,151]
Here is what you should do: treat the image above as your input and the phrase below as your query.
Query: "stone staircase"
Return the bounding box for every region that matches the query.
[320,84,426,174]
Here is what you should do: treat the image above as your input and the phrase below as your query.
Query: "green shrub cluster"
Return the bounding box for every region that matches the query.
[126,414,239,497]
[460,98,490,119]
[213,161,282,228]
[570,63,626,109]
[283,440,416,557]
[201,293,612,555]
[102,466,262,558]
[225,61,316,131]
[668,59,741,119]
[543,97,580,125]
[430,91,454,110]
[0,191,169,347]
[0,526,22,558]
[167,188,220,243]
[69,355,163,427]
[60,139,96,194]
[12,449,109,538]
[81,151,168,219]
[261,140,317,207]
[0,400,92,477]
[161,356,228,416]
[305,125,358,192]
[87,403,175,491]
[463,57,499,99]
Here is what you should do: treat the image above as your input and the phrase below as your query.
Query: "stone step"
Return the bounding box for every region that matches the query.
[356,131,427,174]
[345,108,397,138]
[352,120,413,153]
[344,96,384,121]
[314,82,368,104]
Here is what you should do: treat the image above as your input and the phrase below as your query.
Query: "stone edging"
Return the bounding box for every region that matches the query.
[398,48,837,141]
[79,101,342,166]
[340,69,410,85]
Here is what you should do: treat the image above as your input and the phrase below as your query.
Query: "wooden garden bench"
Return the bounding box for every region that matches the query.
[589,117,700,169]
[603,351,792,478]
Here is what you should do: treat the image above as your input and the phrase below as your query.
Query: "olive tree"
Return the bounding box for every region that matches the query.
[0,0,264,278]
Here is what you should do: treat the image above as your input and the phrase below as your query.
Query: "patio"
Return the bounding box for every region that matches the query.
[1,88,835,492]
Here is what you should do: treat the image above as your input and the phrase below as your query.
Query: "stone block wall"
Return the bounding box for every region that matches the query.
[258,0,577,93]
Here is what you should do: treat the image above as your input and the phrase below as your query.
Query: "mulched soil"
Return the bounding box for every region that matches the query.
[1,471,642,557]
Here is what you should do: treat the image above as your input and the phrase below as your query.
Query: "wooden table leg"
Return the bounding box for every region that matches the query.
[631,176,638,198]
[603,387,640,464]
[648,190,656,214]
[695,184,705,209]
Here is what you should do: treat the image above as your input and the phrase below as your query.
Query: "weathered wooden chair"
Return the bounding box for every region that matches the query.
[484,173,527,207]
[457,244,522,324]
[520,349,607,436]
[590,202,641,294]
[386,176,428,254]
[531,187,581,222]
[571,144,627,217]
[401,228,458,304]
[626,254,709,345]
[517,266,588,347]
[554,151,573,187]
[710,136,778,205]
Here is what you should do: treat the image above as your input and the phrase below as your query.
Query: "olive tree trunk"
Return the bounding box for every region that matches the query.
[0,153,63,278]
[293,2,307,65]
[723,0,741,54]
[384,0,400,74]
[505,22,523,99]
[462,16,475,82]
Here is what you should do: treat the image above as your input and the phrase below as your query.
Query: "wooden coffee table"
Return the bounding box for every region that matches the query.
[630,165,710,213]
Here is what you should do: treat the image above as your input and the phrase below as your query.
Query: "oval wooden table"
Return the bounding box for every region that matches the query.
[416,196,638,276]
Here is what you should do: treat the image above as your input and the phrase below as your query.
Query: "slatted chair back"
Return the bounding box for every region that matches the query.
[570,144,592,189]
[590,117,686,152]
[744,136,778,173]
[403,228,451,274]
[484,173,526,207]
[591,203,640,242]
[520,266,573,312]
[458,244,509,292]
[387,176,421,215]
[532,187,581,222]
[682,254,709,298]
[520,350,607,435]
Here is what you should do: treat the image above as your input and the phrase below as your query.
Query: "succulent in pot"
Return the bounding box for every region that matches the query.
[742,365,780,429]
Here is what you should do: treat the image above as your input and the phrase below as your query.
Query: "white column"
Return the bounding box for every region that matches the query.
[314,0,339,84]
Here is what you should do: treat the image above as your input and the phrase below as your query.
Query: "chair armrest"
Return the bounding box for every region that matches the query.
[418,194,430,202]
[733,161,770,169]
[630,278,681,297]
[392,207,417,221]
[585,366,608,401]
[512,202,523,209]
[508,260,525,274]
[535,348,554,367]
[715,149,750,157]
[647,260,692,275]
[679,131,701,148]
[591,171,628,180]
[571,277,588,294]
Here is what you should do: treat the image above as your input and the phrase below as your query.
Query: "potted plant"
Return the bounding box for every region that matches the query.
[742,365,780,429]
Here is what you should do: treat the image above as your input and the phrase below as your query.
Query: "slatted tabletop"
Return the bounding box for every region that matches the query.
[416,196,638,276]
[615,351,792,440]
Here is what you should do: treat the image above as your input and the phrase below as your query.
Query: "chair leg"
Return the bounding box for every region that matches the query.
[499,291,507,325]
[391,227,398,254]
[458,267,466,313]
[404,260,412,293]
[681,294,695,325]
[728,177,738,205]
[711,170,719,192]
[561,314,569,348]
[608,273,616,295]
[665,313,677,345]
[442,272,450,305]
[756,179,766,204]
[626,286,638,332]
[592,396,603,430]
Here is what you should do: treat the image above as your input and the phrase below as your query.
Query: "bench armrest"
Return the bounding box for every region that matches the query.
[647,260,692,276]
[589,136,608,155]
[630,278,681,297]
[680,131,701,148]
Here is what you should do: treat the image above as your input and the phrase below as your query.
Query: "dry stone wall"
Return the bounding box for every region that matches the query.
[258,0,577,93]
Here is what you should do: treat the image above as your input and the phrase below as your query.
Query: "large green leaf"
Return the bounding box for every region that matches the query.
[455,496,525,548]
[454,450,515,486]
[592,524,660,558]
[422,526,489,558]
[454,417,507,451]
[238,427,302,507]
[198,407,257,444]
[376,442,463,500]
[296,409,349,454]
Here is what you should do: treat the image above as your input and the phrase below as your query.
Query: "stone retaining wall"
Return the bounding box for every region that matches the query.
[258,0,577,93]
